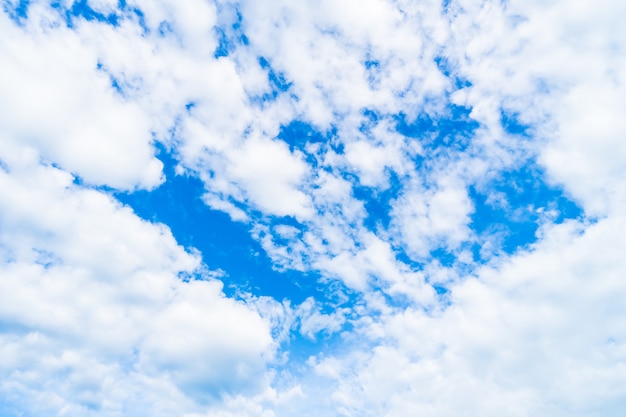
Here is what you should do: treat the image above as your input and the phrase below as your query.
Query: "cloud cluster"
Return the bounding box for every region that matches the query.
[1,0,625,415]
[0,142,278,415]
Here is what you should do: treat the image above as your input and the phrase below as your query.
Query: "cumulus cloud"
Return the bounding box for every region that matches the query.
[1,0,625,415]
[308,216,626,417]
[0,7,163,190]
[0,141,278,415]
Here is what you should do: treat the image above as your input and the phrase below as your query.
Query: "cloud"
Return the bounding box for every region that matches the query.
[0,145,279,415]
[0,6,162,190]
[1,0,626,415]
[308,216,626,417]
[391,176,474,258]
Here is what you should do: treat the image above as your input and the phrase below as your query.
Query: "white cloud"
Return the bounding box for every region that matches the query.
[446,0,626,216]
[139,279,274,396]
[283,0,626,414]
[227,135,313,219]
[2,0,626,415]
[0,146,279,415]
[86,0,119,15]
[0,7,163,190]
[295,297,347,339]
[391,177,474,258]
[307,216,626,416]
[344,138,403,188]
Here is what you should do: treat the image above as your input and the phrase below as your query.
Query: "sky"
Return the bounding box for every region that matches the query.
[0,0,625,416]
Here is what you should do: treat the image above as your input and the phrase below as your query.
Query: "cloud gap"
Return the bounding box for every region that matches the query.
[469,163,584,256]
[114,143,323,304]
[2,0,29,24]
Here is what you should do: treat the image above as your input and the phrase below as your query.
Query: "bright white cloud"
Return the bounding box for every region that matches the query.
[391,177,474,258]
[0,7,163,190]
[308,217,626,417]
[1,0,626,415]
[0,145,279,415]
[227,135,313,219]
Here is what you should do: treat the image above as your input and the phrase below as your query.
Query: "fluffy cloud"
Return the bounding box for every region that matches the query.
[309,216,626,417]
[0,7,162,190]
[1,0,625,415]
[0,142,278,415]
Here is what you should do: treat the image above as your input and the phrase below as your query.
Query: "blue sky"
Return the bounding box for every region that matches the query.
[1,0,625,416]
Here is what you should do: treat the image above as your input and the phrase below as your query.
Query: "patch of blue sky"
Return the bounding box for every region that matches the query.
[0,319,32,336]
[434,55,472,89]
[469,164,583,255]
[364,58,380,71]
[2,0,29,24]
[50,0,119,28]
[429,248,457,268]
[282,321,354,364]
[114,143,323,304]
[213,26,230,58]
[284,334,329,364]
[363,57,382,87]
[357,108,384,141]
[95,61,126,96]
[117,0,149,34]
[245,56,294,104]
[230,9,248,45]
[500,109,530,136]
[212,5,248,59]
[283,297,363,362]
[393,245,425,271]
[433,284,449,295]
[352,171,400,232]
[258,56,292,95]
[360,108,380,125]
[395,104,479,154]
[278,120,328,157]
[0,399,23,417]
[276,121,348,181]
